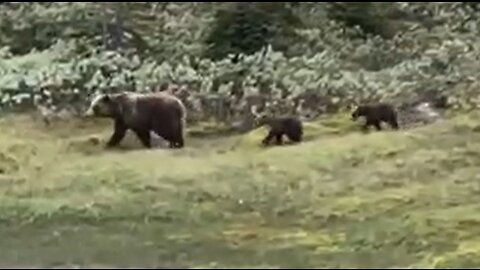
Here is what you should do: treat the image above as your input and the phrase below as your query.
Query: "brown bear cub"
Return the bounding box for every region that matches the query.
[85,91,186,149]
[255,114,303,146]
[351,103,400,131]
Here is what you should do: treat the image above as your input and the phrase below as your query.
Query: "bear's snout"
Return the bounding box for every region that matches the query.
[84,108,94,117]
[84,105,101,117]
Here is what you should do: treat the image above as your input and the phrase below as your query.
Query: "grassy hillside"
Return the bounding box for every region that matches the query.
[1,112,480,268]
[3,2,480,269]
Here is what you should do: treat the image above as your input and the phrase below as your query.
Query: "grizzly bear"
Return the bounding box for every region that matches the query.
[351,103,399,131]
[255,114,303,146]
[84,91,186,149]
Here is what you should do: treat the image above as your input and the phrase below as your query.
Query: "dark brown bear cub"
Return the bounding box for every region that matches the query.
[255,114,303,146]
[351,103,399,131]
[85,91,186,149]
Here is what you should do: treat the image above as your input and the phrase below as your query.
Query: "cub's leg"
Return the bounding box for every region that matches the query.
[275,134,283,145]
[262,130,275,146]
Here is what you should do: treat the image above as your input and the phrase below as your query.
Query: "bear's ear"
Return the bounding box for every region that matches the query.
[103,94,111,102]
[349,103,358,111]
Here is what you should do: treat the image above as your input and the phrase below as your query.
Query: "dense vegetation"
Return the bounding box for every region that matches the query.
[2,2,480,268]
[1,2,480,127]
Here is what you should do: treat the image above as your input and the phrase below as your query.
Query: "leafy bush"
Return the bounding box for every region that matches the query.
[327,3,393,38]
[204,2,302,60]
[1,3,480,131]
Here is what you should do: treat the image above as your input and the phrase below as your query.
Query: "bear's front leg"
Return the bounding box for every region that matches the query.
[275,134,283,145]
[389,118,400,130]
[373,120,382,131]
[262,131,275,146]
[361,123,370,133]
[106,120,127,148]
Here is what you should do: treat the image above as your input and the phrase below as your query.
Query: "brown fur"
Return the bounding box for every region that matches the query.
[351,103,399,131]
[256,115,303,146]
[85,92,186,149]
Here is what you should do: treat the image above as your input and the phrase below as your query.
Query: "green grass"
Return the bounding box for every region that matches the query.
[1,112,480,268]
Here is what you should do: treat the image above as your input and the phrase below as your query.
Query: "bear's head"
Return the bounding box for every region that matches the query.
[351,106,366,121]
[250,104,276,128]
[254,113,274,127]
[84,93,123,118]
[252,111,273,128]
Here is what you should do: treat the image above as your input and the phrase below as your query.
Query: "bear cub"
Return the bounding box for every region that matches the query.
[351,103,399,131]
[255,114,303,146]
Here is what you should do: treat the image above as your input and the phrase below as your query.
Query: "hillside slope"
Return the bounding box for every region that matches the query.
[1,113,480,268]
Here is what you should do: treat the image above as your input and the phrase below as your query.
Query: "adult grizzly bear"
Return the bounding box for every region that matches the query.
[85,91,186,149]
[351,103,399,131]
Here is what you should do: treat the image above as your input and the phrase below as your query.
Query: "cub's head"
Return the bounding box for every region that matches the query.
[251,105,274,127]
[351,106,367,121]
[254,113,272,127]
[84,93,122,118]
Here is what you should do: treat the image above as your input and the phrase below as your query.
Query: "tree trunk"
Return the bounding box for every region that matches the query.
[111,2,126,50]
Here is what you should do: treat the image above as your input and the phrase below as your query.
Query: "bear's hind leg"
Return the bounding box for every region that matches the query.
[162,134,184,149]
[390,116,400,130]
[174,137,184,148]
[153,122,184,149]
[170,127,185,149]
[287,132,302,144]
